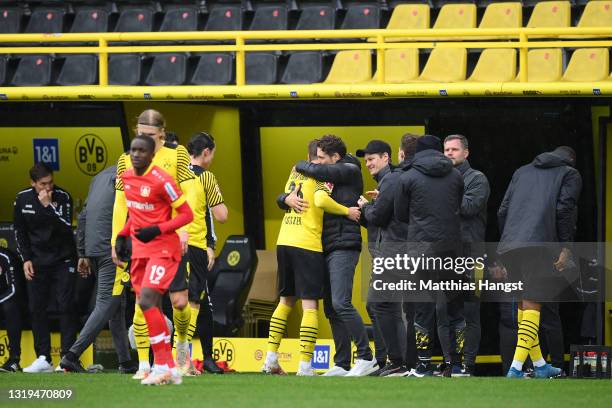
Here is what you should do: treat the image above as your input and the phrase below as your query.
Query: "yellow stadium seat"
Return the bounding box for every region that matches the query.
[516,49,563,82]
[562,48,610,82]
[469,49,517,82]
[374,48,419,83]
[323,50,372,84]
[418,48,467,82]
[478,2,522,39]
[526,1,571,38]
[433,4,477,29]
[384,4,430,42]
[561,1,612,38]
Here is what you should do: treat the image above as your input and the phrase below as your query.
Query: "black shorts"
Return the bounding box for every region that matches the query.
[501,246,565,302]
[277,245,325,300]
[170,254,189,293]
[181,246,210,304]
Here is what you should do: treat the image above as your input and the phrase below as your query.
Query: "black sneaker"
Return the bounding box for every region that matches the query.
[118,361,138,374]
[385,365,411,377]
[441,364,452,377]
[452,364,473,377]
[378,362,403,377]
[434,362,449,377]
[59,355,86,373]
[0,360,21,372]
[414,362,434,377]
[203,356,224,374]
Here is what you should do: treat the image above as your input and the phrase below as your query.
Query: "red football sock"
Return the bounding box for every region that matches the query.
[143,307,174,368]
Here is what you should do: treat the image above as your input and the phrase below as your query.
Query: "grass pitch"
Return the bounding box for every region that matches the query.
[1,373,611,408]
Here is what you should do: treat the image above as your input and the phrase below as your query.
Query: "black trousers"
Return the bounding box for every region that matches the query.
[1,296,22,361]
[26,260,77,360]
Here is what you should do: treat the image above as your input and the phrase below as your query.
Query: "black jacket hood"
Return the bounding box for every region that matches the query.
[533,151,574,169]
[412,150,454,177]
[341,153,361,169]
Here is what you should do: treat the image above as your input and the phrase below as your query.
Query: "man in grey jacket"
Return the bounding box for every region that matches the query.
[499,146,581,379]
[60,166,135,373]
[436,134,490,377]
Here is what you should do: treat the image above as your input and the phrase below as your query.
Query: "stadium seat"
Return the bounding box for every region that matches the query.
[478,2,522,31]
[246,52,278,84]
[526,1,571,37]
[384,4,430,42]
[160,5,199,31]
[25,6,65,33]
[341,3,380,29]
[562,48,610,82]
[418,47,467,82]
[208,235,258,336]
[0,6,23,33]
[115,5,155,32]
[109,54,142,85]
[249,3,288,31]
[70,6,110,33]
[280,51,325,84]
[323,50,372,83]
[377,48,419,83]
[0,55,6,85]
[205,3,243,31]
[433,3,477,29]
[56,55,98,85]
[10,55,53,86]
[468,49,517,82]
[562,1,612,38]
[516,49,563,82]
[144,53,188,86]
[295,3,335,30]
[189,52,234,85]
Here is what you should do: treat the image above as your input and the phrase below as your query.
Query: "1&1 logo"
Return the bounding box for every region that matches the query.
[311,344,330,369]
[75,134,107,176]
[213,339,235,368]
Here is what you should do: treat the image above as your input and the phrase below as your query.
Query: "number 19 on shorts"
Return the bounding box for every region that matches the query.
[149,265,166,285]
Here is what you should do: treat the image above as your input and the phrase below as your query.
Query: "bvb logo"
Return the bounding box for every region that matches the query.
[0,334,9,365]
[75,134,107,176]
[213,339,235,367]
[227,250,240,267]
[0,238,7,249]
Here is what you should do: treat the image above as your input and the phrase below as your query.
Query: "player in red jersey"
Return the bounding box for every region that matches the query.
[113,136,193,385]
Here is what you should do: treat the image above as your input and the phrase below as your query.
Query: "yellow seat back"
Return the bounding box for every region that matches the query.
[419,48,467,82]
[469,49,517,82]
[324,50,372,84]
[563,48,610,82]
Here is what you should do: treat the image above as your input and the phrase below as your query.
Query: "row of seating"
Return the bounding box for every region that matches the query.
[1,47,609,86]
[0,1,609,35]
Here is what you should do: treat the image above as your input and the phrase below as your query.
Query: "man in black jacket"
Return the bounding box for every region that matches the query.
[357,136,418,376]
[13,163,77,373]
[435,134,490,376]
[0,248,23,372]
[499,146,581,379]
[279,135,376,376]
[394,135,464,377]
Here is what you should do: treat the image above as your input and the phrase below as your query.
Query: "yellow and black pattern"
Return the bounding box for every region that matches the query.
[513,309,540,363]
[267,303,292,353]
[299,309,319,363]
[187,170,224,249]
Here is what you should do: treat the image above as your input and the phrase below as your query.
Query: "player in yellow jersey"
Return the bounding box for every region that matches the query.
[174,131,228,375]
[111,109,196,380]
[262,140,361,376]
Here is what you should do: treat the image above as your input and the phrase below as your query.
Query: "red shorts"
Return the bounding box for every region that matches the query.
[130,257,179,295]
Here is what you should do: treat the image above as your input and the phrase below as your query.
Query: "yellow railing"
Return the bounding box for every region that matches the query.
[0,27,611,100]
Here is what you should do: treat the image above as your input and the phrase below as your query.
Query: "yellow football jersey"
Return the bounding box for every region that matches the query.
[276,171,331,253]
[187,166,224,249]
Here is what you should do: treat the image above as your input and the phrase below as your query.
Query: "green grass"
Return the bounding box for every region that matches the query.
[1,373,611,408]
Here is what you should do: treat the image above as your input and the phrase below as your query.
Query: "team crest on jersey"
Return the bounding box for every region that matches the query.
[140,186,151,197]
[325,182,334,192]
[162,159,172,170]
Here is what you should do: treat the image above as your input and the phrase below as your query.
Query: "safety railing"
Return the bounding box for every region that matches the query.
[0,27,611,100]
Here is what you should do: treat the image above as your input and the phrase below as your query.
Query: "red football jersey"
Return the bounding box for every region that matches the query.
[121,165,186,260]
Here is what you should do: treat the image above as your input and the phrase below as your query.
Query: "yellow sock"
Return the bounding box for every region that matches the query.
[299,309,319,363]
[133,304,150,364]
[173,304,192,343]
[512,309,540,364]
[267,303,292,353]
[186,306,199,343]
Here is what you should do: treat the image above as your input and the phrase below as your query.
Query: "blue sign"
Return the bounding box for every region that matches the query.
[311,344,330,369]
[593,89,601,96]
[439,90,448,96]
[33,138,59,170]
[290,91,298,98]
